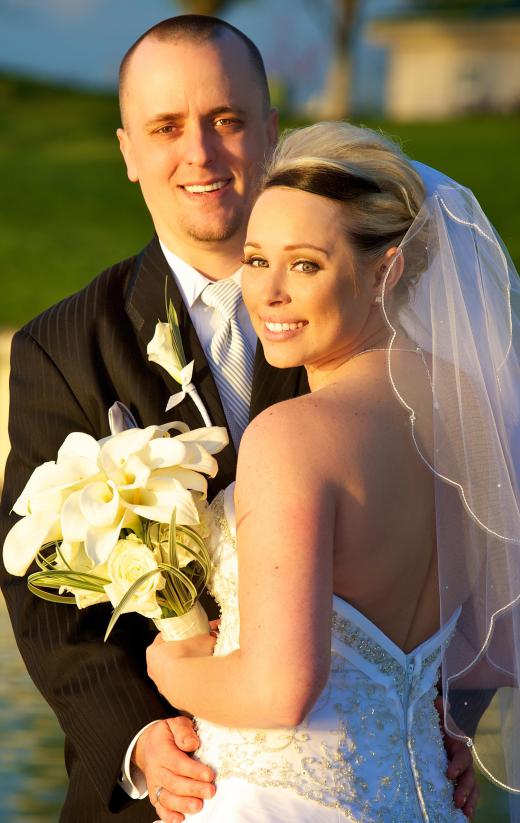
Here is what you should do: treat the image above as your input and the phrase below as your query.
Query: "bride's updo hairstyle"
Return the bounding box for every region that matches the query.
[262,121,426,292]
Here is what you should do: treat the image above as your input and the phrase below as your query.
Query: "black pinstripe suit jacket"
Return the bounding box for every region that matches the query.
[0,236,308,822]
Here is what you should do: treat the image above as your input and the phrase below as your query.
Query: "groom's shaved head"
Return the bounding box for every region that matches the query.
[119,15,271,124]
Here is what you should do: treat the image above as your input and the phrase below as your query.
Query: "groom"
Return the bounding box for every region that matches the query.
[0,15,477,823]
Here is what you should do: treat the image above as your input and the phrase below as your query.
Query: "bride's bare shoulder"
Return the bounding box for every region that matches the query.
[245,392,329,439]
[240,370,414,473]
[237,394,326,474]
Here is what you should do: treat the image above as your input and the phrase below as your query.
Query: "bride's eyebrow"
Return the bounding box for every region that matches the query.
[284,244,330,257]
[243,242,330,257]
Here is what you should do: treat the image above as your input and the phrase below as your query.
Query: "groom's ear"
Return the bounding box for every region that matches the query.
[116,128,139,183]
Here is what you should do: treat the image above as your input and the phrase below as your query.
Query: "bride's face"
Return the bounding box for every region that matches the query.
[242,186,379,374]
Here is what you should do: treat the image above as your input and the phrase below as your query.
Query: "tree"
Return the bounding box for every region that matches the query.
[308,0,359,119]
[173,0,360,119]
[174,0,243,17]
[414,0,520,13]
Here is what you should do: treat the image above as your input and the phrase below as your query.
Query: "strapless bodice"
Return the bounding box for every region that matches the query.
[193,487,464,822]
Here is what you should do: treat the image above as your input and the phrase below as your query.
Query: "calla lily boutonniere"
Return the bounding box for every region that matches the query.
[147,287,212,426]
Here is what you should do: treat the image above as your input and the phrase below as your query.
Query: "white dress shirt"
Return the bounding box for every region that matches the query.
[119,241,257,799]
[160,242,257,359]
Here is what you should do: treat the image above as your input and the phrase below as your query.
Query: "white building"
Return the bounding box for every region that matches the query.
[369,11,520,120]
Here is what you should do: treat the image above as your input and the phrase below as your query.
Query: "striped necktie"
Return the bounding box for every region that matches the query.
[201,279,255,447]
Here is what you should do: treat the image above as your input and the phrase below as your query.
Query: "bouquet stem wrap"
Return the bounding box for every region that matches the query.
[153,601,210,640]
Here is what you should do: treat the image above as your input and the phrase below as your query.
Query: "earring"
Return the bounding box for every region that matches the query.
[374,295,382,304]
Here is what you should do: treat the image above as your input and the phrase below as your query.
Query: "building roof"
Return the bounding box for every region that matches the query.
[379,0,520,22]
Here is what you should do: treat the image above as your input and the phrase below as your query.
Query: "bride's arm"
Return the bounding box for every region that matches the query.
[146,402,336,728]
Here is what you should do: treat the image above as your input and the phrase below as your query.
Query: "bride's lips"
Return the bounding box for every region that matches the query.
[261,319,308,342]
[179,178,233,198]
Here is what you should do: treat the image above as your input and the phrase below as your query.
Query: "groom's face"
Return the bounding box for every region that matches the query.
[117,34,277,257]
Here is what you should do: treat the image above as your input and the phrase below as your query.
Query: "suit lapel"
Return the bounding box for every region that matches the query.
[124,237,237,484]
[250,342,310,420]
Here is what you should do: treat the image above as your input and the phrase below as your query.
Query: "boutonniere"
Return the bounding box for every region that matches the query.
[147,282,211,426]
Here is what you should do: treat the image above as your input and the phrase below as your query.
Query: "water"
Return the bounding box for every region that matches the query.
[0,597,67,821]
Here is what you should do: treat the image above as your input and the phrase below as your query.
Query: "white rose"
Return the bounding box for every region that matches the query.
[104,536,164,618]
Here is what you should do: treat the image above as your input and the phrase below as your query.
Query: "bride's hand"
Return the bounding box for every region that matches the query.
[151,631,217,659]
[147,630,217,697]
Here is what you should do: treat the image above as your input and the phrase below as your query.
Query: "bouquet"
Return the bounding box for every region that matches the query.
[2,410,228,641]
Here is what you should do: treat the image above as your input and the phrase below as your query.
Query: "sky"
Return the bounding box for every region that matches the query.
[0,0,399,111]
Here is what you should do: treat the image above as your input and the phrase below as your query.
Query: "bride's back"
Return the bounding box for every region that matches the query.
[239,121,441,660]
[294,349,438,654]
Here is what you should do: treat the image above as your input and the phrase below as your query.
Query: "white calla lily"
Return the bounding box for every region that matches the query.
[61,480,138,565]
[147,321,184,383]
[3,511,62,575]
[117,454,151,490]
[57,432,100,465]
[61,491,88,543]
[98,426,159,480]
[155,466,209,497]
[176,426,230,455]
[85,520,126,566]
[143,438,194,470]
[79,481,121,528]
[13,457,100,517]
[129,476,201,525]
[144,426,228,476]
[158,421,190,435]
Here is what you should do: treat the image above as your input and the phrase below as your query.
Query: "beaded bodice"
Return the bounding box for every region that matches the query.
[196,487,464,823]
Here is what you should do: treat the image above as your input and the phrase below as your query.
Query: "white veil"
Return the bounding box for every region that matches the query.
[382,160,520,810]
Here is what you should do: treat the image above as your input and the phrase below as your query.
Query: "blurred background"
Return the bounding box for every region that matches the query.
[1,0,519,819]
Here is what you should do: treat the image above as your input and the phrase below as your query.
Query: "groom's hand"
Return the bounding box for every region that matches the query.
[134,716,215,823]
[434,696,479,819]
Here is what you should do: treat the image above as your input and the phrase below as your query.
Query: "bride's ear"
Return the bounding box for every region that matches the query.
[371,246,404,303]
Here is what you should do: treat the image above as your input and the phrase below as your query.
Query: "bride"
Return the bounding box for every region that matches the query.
[146,122,520,822]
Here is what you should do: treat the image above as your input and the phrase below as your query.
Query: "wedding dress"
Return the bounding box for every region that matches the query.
[188,484,464,822]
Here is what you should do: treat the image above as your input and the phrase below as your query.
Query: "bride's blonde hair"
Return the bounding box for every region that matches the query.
[263,122,425,266]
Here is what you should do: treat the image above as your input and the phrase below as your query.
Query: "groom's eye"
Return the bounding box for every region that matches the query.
[214,117,243,131]
[154,124,178,135]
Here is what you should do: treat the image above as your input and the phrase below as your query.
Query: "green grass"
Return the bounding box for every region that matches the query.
[1,72,519,330]
[0,74,152,326]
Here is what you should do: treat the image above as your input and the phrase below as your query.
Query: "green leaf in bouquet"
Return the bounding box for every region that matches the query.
[27,568,110,604]
[27,582,77,605]
[168,507,179,568]
[160,562,199,615]
[176,525,211,581]
[103,559,199,640]
[166,278,187,371]
[27,543,110,604]
[104,564,166,641]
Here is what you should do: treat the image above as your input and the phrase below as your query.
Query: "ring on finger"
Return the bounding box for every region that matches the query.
[154,785,164,804]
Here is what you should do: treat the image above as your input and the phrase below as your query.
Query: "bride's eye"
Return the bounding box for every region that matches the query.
[241,256,269,268]
[292,259,319,273]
